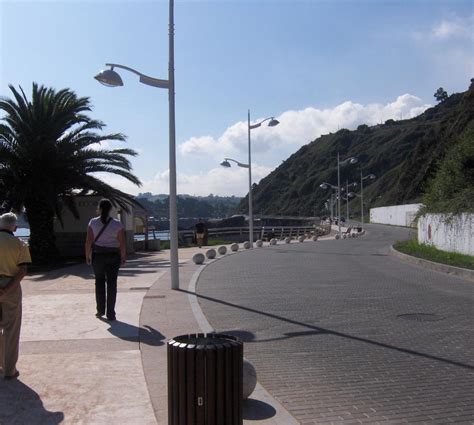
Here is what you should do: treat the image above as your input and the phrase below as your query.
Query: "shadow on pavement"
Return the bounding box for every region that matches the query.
[181,289,474,371]
[243,398,276,420]
[0,379,64,424]
[29,253,171,282]
[101,319,166,346]
[226,329,328,343]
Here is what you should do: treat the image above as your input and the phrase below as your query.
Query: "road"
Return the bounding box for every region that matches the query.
[196,224,474,424]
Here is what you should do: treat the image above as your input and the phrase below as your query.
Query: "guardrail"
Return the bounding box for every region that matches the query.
[176,224,331,244]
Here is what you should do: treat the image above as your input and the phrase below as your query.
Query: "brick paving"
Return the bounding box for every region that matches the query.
[196,224,474,424]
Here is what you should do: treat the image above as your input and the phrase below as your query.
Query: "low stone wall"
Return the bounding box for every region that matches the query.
[418,213,474,256]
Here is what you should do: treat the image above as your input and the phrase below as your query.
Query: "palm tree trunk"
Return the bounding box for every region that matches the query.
[25,198,58,265]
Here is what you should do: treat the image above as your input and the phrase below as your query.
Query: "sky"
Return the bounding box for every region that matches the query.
[1,0,473,197]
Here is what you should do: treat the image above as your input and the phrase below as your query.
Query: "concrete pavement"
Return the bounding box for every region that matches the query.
[0,238,311,424]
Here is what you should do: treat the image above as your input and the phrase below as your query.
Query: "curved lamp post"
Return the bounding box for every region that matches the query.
[360,173,376,224]
[221,112,279,246]
[94,0,180,290]
[344,181,358,222]
[337,154,358,236]
[320,182,338,222]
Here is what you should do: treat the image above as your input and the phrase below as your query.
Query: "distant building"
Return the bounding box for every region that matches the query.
[53,195,147,257]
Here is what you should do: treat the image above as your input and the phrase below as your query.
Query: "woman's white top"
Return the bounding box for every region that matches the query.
[88,217,124,248]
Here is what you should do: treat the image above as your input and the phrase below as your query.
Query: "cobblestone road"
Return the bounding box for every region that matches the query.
[196,224,474,424]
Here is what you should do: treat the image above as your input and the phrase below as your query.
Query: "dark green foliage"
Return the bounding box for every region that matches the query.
[434,87,448,103]
[235,81,474,217]
[0,84,141,264]
[422,128,474,213]
[136,195,240,219]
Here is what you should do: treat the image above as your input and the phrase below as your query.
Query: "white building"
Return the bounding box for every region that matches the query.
[53,195,148,256]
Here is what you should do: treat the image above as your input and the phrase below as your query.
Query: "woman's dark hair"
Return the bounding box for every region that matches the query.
[98,199,113,223]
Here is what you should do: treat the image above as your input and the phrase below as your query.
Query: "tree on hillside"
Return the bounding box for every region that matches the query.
[434,87,448,103]
[0,83,142,264]
[422,128,474,214]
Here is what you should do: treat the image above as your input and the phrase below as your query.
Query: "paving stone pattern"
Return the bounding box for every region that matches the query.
[196,224,474,424]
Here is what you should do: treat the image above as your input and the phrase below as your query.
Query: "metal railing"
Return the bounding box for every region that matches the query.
[176,224,331,243]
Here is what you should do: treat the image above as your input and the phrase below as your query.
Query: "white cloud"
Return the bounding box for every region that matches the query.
[96,163,274,197]
[432,19,473,40]
[178,94,431,161]
[413,16,474,41]
[99,94,431,197]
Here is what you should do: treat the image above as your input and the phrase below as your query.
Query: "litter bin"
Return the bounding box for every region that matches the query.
[167,333,243,425]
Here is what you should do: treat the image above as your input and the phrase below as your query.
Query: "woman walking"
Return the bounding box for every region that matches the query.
[85,199,126,321]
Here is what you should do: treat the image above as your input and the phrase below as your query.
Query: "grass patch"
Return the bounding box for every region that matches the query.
[394,239,474,270]
[159,239,233,250]
[206,239,234,246]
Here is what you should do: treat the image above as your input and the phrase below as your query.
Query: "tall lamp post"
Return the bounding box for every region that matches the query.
[360,173,376,224]
[94,0,180,290]
[337,153,358,236]
[221,111,279,246]
[320,182,338,226]
[344,180,358,223]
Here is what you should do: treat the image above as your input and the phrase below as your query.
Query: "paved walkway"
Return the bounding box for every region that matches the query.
[196,224,474,424]
[0,239,305,424]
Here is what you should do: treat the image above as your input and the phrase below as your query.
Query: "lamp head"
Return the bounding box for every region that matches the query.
[349,157,358,165]
[220,160,231,168]
[348,192,356,197]
[94,68,124,87]
[268,118,280,127]
[320,183,329,189]
[368,174,376,179]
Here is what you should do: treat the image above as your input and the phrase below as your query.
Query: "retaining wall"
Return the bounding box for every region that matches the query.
[370,204,423,227]
[418,213,474,256]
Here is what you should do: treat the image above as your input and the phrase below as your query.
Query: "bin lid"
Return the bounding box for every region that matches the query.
[170,333,241,348]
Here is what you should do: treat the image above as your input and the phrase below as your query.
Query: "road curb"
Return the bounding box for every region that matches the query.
[390,245,474,282]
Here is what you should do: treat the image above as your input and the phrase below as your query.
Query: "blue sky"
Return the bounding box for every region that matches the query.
[1,0,473,196]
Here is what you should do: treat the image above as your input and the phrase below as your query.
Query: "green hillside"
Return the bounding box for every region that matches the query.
[237,80,474,217]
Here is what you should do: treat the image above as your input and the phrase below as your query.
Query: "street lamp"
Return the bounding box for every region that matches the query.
[320,182,338,224]
[344,180,358,223]
[221,111,279,246]
[94,0,180,290]
[360,173,376,224]
[337,153,358,237]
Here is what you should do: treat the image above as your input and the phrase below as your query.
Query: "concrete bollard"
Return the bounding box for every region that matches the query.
[312,235,318,241]
[256,240,263,247]
[217,246,227,255]
[269,238,277,245]
[192,253,205,265]
[242,358,257,400]
[285,237,292,244]
[243,241,251,249]
[298,235,305,242]
[335,234,340,240]
[230,243,239,252]
[206,249,216,259]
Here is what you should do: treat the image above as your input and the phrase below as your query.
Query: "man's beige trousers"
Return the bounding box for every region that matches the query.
[0,278,22,376]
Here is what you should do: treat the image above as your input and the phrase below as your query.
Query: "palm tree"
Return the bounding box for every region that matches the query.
[0,83,142,264]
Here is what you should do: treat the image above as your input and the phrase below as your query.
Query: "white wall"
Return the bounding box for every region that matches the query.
[370,204,423,227]
[418,213,474,256]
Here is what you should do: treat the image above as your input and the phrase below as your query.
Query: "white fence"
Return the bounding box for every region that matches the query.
[370,204,423,227]
[418,213,474,256]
